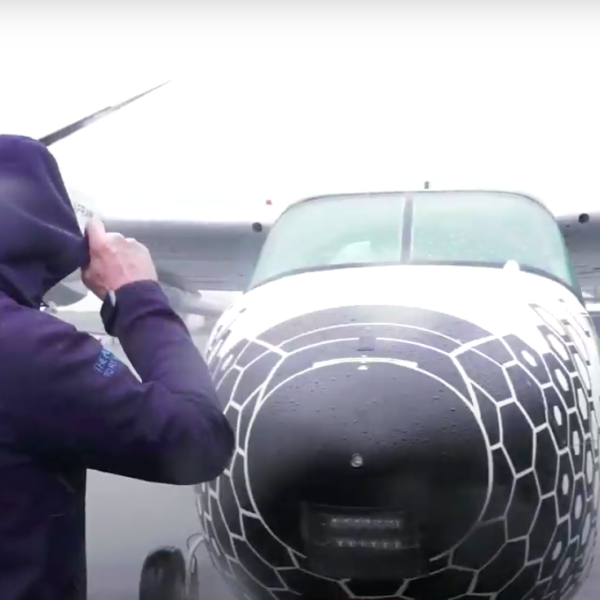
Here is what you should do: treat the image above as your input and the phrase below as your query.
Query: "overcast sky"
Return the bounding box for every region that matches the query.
[1,3,599,220]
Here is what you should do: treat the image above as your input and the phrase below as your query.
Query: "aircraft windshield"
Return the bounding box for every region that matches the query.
[409,191,577,287]
[249,191,577,291]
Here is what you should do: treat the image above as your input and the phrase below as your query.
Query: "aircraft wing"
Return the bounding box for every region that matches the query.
[103,218,270,293]
[556,211,600,299]
[116,208,600,308]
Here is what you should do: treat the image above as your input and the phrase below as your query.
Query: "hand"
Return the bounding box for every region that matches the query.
[82,217,158,300]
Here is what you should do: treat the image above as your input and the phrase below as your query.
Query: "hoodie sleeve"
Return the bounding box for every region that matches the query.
[2,281,234,484]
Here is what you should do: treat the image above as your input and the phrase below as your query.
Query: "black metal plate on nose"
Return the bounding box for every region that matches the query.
[246,341,489,558]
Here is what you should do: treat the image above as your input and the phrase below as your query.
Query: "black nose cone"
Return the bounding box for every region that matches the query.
[248,353,489,559]
[201,302,599,600]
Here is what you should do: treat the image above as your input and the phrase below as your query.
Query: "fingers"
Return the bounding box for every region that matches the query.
[85,217,107,251]
[85,218,141,255]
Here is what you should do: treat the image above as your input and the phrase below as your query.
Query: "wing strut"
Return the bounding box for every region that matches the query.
[38,81,170,147]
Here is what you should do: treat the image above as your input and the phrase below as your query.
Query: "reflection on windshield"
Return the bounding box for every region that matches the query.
[250,194,404,287]
[249,191,577,290]
[410,191,576,287]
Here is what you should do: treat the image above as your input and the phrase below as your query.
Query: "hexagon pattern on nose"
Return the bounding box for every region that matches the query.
[245,340,491,564]
[198,302,600,600]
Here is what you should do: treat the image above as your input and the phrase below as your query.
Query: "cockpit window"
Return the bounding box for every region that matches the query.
[410,191,577,288]
[249,194,404,288]
[249,191,577,291]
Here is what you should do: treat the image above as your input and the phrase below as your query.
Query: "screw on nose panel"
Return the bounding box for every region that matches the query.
[351,454,364,468]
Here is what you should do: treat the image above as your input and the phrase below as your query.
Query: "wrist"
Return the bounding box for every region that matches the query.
[101,280,169,337]
[112,280,161,296]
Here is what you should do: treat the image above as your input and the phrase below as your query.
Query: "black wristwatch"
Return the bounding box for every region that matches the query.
[100,290,118,336]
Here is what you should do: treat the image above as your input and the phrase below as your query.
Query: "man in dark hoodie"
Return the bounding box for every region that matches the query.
[0,135,235,600]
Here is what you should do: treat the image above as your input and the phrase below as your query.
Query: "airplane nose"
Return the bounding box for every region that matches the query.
[202,302,599,599]
[247,350,489,565]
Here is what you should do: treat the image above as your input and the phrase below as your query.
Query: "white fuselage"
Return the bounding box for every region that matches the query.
[208,264,600,379]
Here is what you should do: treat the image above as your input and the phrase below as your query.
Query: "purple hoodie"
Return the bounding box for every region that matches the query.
[0,136,234,600]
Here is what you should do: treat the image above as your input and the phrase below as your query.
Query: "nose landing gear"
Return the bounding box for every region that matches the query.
[138,534,205,600]
[139,546,187,600]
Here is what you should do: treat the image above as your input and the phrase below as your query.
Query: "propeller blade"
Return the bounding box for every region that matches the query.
[38,81,171,147]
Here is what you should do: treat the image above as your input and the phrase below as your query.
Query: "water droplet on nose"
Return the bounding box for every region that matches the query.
[351,453,363,468]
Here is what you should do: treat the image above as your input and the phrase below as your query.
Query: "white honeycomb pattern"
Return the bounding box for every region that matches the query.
[194,301,600,600]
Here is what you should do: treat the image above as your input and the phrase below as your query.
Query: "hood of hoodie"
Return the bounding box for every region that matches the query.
[0,135,89,308]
